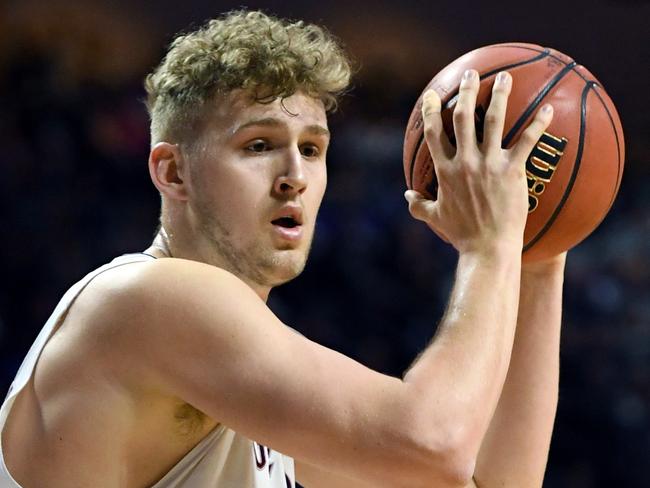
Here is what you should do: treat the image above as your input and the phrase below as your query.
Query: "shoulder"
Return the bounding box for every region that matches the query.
[70,257,298,420]
[72,257,271,379]
[92,256,248,294]
[82,257,259,322]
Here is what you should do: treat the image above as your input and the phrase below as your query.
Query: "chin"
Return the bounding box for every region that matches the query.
[261,251,308,287]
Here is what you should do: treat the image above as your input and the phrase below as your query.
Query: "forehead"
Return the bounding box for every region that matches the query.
[208,90,328,135]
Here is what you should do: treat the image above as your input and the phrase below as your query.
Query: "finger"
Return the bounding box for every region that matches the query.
[421,90,454,161]
[435,229,451,244]
[509,104,554,164]
[481,71,512,153]
[404,190,449,242]
[404,190,438,223]
[452,69,480,157]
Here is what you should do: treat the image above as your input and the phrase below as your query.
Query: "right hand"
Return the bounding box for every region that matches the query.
[405,69,554,256]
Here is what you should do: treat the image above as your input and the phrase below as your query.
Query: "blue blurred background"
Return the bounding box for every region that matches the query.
[0,0,648,486]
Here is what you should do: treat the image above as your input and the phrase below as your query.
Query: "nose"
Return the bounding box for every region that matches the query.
[273,149,307,197]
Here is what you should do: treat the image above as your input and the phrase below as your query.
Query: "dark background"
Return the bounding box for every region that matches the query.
[1,0,648,486]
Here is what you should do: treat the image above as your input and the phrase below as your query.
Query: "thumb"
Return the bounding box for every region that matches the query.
[404,190,450,243]
[404,190,438,223]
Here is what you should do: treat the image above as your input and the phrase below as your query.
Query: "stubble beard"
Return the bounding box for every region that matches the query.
[194,204,311,289]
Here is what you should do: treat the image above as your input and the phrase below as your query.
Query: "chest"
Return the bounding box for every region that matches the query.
[3,360,219,488]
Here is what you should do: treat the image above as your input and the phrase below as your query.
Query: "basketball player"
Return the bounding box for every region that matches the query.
[1,10,566,488]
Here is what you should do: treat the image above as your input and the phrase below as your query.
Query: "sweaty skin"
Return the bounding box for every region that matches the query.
[3,72,561,488]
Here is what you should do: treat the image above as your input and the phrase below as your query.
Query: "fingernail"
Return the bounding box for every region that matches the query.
[496,71,509,84]
[542,104,553,113]
[463,69,474,81]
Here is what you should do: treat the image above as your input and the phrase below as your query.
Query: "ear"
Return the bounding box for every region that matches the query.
[148,142,189,201]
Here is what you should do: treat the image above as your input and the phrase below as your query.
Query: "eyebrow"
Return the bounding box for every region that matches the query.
[232,117,330,137]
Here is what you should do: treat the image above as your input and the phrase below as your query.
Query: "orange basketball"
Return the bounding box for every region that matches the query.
[403,43,625,262]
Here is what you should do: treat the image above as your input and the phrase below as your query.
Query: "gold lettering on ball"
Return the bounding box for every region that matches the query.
[526,131,568,212]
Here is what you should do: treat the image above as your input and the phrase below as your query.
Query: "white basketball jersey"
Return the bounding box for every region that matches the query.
[0,253,295,488]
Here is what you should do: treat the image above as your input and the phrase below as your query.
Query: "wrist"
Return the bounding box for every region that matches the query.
[458,244,523,277]
[459,239,523,263]
[521,252,567,278]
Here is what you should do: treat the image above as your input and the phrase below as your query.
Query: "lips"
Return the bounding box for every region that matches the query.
[270,205,303,227]
[271,216,300,228]
[271,206,304,242]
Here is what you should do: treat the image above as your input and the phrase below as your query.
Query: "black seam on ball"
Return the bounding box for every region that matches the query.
[502,61,577,148]
[591,85,624,211]
[523,81,595,252]
[485,44,573,70]
[408,49,551,191]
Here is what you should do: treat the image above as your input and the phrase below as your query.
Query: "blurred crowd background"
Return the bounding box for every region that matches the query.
[1,0,648,486]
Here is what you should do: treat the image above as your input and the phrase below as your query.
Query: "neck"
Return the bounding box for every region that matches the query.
[146,228,172,257]
[144,228,273,302]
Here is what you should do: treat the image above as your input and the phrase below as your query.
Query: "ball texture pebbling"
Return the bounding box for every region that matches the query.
[403,43,625,262]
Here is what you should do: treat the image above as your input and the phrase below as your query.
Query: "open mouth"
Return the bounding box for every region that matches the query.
[272,217,300,228]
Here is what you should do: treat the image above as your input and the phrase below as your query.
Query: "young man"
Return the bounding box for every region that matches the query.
[0,10,565,488]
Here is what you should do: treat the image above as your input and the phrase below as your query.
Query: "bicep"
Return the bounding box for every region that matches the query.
[297,461,480,488]
[296,460,375,488]
[124,259,425,484]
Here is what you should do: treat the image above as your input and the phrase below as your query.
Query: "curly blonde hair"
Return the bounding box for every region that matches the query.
[145,10,352,145]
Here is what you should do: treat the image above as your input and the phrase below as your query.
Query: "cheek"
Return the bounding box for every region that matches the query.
[193,170,255,227]
[202,157,266,203]
[309,164,327,205]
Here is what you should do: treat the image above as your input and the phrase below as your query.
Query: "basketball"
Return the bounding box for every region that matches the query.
[403,43,625,262]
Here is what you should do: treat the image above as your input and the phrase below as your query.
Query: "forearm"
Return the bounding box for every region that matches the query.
[395,70,553,485]
[473,256,565,487]
[404,247,522,459]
